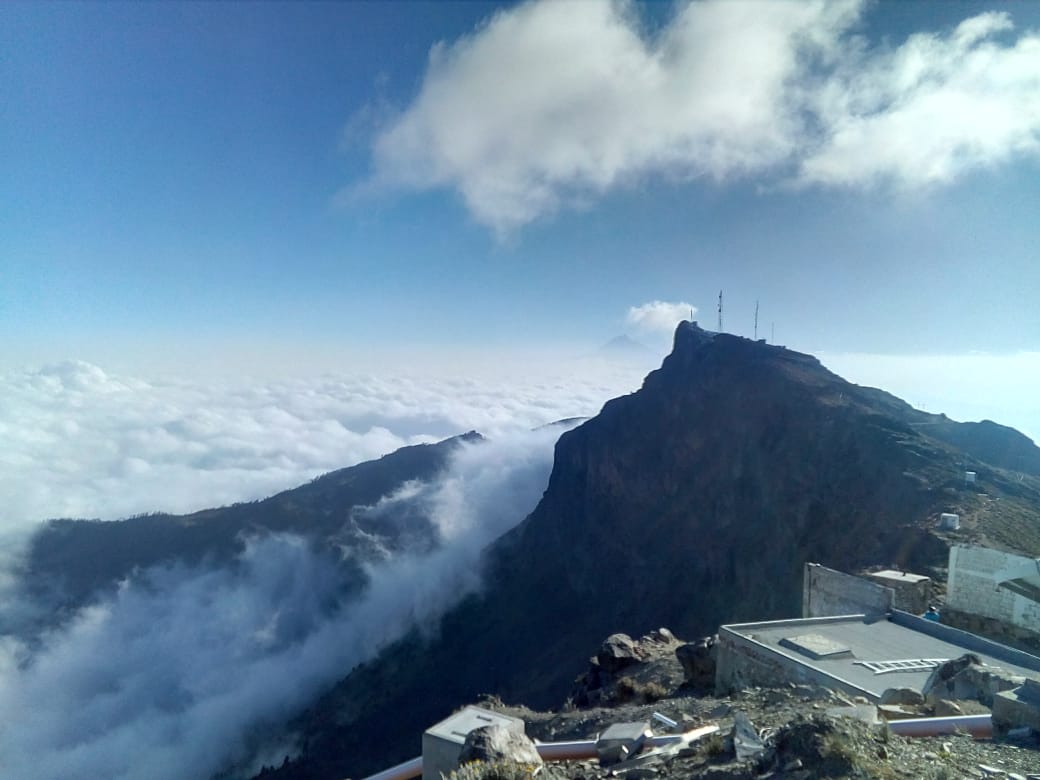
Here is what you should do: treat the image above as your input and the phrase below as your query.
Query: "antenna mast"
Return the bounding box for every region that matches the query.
[754,300,759,340]
[717,290,723,332]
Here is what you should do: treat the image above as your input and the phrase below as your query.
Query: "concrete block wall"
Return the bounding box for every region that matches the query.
[947,545,1040,635]
[942,608,1040,656]
[802,563,894,618]
[715,625,871,700]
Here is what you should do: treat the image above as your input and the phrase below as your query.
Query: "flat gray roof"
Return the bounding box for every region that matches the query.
[721,612,1040,699]
[869,570,930,584]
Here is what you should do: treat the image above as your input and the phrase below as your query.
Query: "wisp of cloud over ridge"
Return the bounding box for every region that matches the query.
[0,428,567,780]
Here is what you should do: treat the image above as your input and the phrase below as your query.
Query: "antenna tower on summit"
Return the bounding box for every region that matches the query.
[717,290,723,332]
[754,300,759,340]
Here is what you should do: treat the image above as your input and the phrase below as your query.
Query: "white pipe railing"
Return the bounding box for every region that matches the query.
[357,723,721,780]
[360,715,991,780]
[886,714,992,739]
[358,755,422,780]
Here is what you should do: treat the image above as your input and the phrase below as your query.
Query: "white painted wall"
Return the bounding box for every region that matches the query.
[947,545,1040,633]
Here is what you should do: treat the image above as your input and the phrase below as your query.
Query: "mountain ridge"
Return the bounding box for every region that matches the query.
[14,432,484,635]
[256,323,1040,779]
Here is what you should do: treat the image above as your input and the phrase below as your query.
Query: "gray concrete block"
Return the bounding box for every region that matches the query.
[596,721,650,765]
[993,686,1040,735]
[422,706,526,780]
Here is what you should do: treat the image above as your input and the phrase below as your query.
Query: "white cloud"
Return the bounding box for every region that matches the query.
[0,429,565,780]
[626,300,697,334]
[800,12,1040,187]
[367,0,1040,232]
[0,358,648,528]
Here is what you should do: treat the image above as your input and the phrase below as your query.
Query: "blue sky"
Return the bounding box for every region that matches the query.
[2,1,1039,435]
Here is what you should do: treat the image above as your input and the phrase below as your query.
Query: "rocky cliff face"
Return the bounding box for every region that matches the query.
[474,325,949,699]
[261,324,1040,780]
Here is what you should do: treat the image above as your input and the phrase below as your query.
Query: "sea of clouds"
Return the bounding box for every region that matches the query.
[0,353,655,780]
[0,355,655,528]
[1,334,1035,779]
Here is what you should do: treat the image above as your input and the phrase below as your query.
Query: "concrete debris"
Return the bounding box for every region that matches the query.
[731,711,765,760]
[993,678,1040,736]
[923,655,1026,707]
[596,722,650,766]
[606,747,667,774]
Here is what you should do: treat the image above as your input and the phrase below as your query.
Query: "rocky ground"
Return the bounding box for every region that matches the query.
[469,630,1040,780]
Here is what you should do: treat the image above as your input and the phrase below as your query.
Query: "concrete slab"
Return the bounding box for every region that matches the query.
[780,633,851,660]
[871,570,931,584]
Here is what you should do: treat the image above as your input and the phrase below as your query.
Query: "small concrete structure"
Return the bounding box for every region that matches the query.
[715,611,1040,701]
[965,471,977,484]
[861,569,935,615]
[938,513,960,531]
[802,563,894,618]
[596,721,650,765]
[864,570,932,615]
[422,706,526,780]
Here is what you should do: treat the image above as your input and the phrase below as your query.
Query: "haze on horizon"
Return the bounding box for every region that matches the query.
[3,0,1040,526]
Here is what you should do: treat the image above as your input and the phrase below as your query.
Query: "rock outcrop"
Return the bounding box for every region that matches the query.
[676,636,718,691]
[457,725,543,769]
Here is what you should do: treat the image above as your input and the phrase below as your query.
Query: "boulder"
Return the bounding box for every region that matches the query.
[597,633,643,672]
[646,627,677,644]
[878,704,918,720]
[676,635,718,689]
[879,687,925,706]
[923,655,1025,707]
[458,725,543,769]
